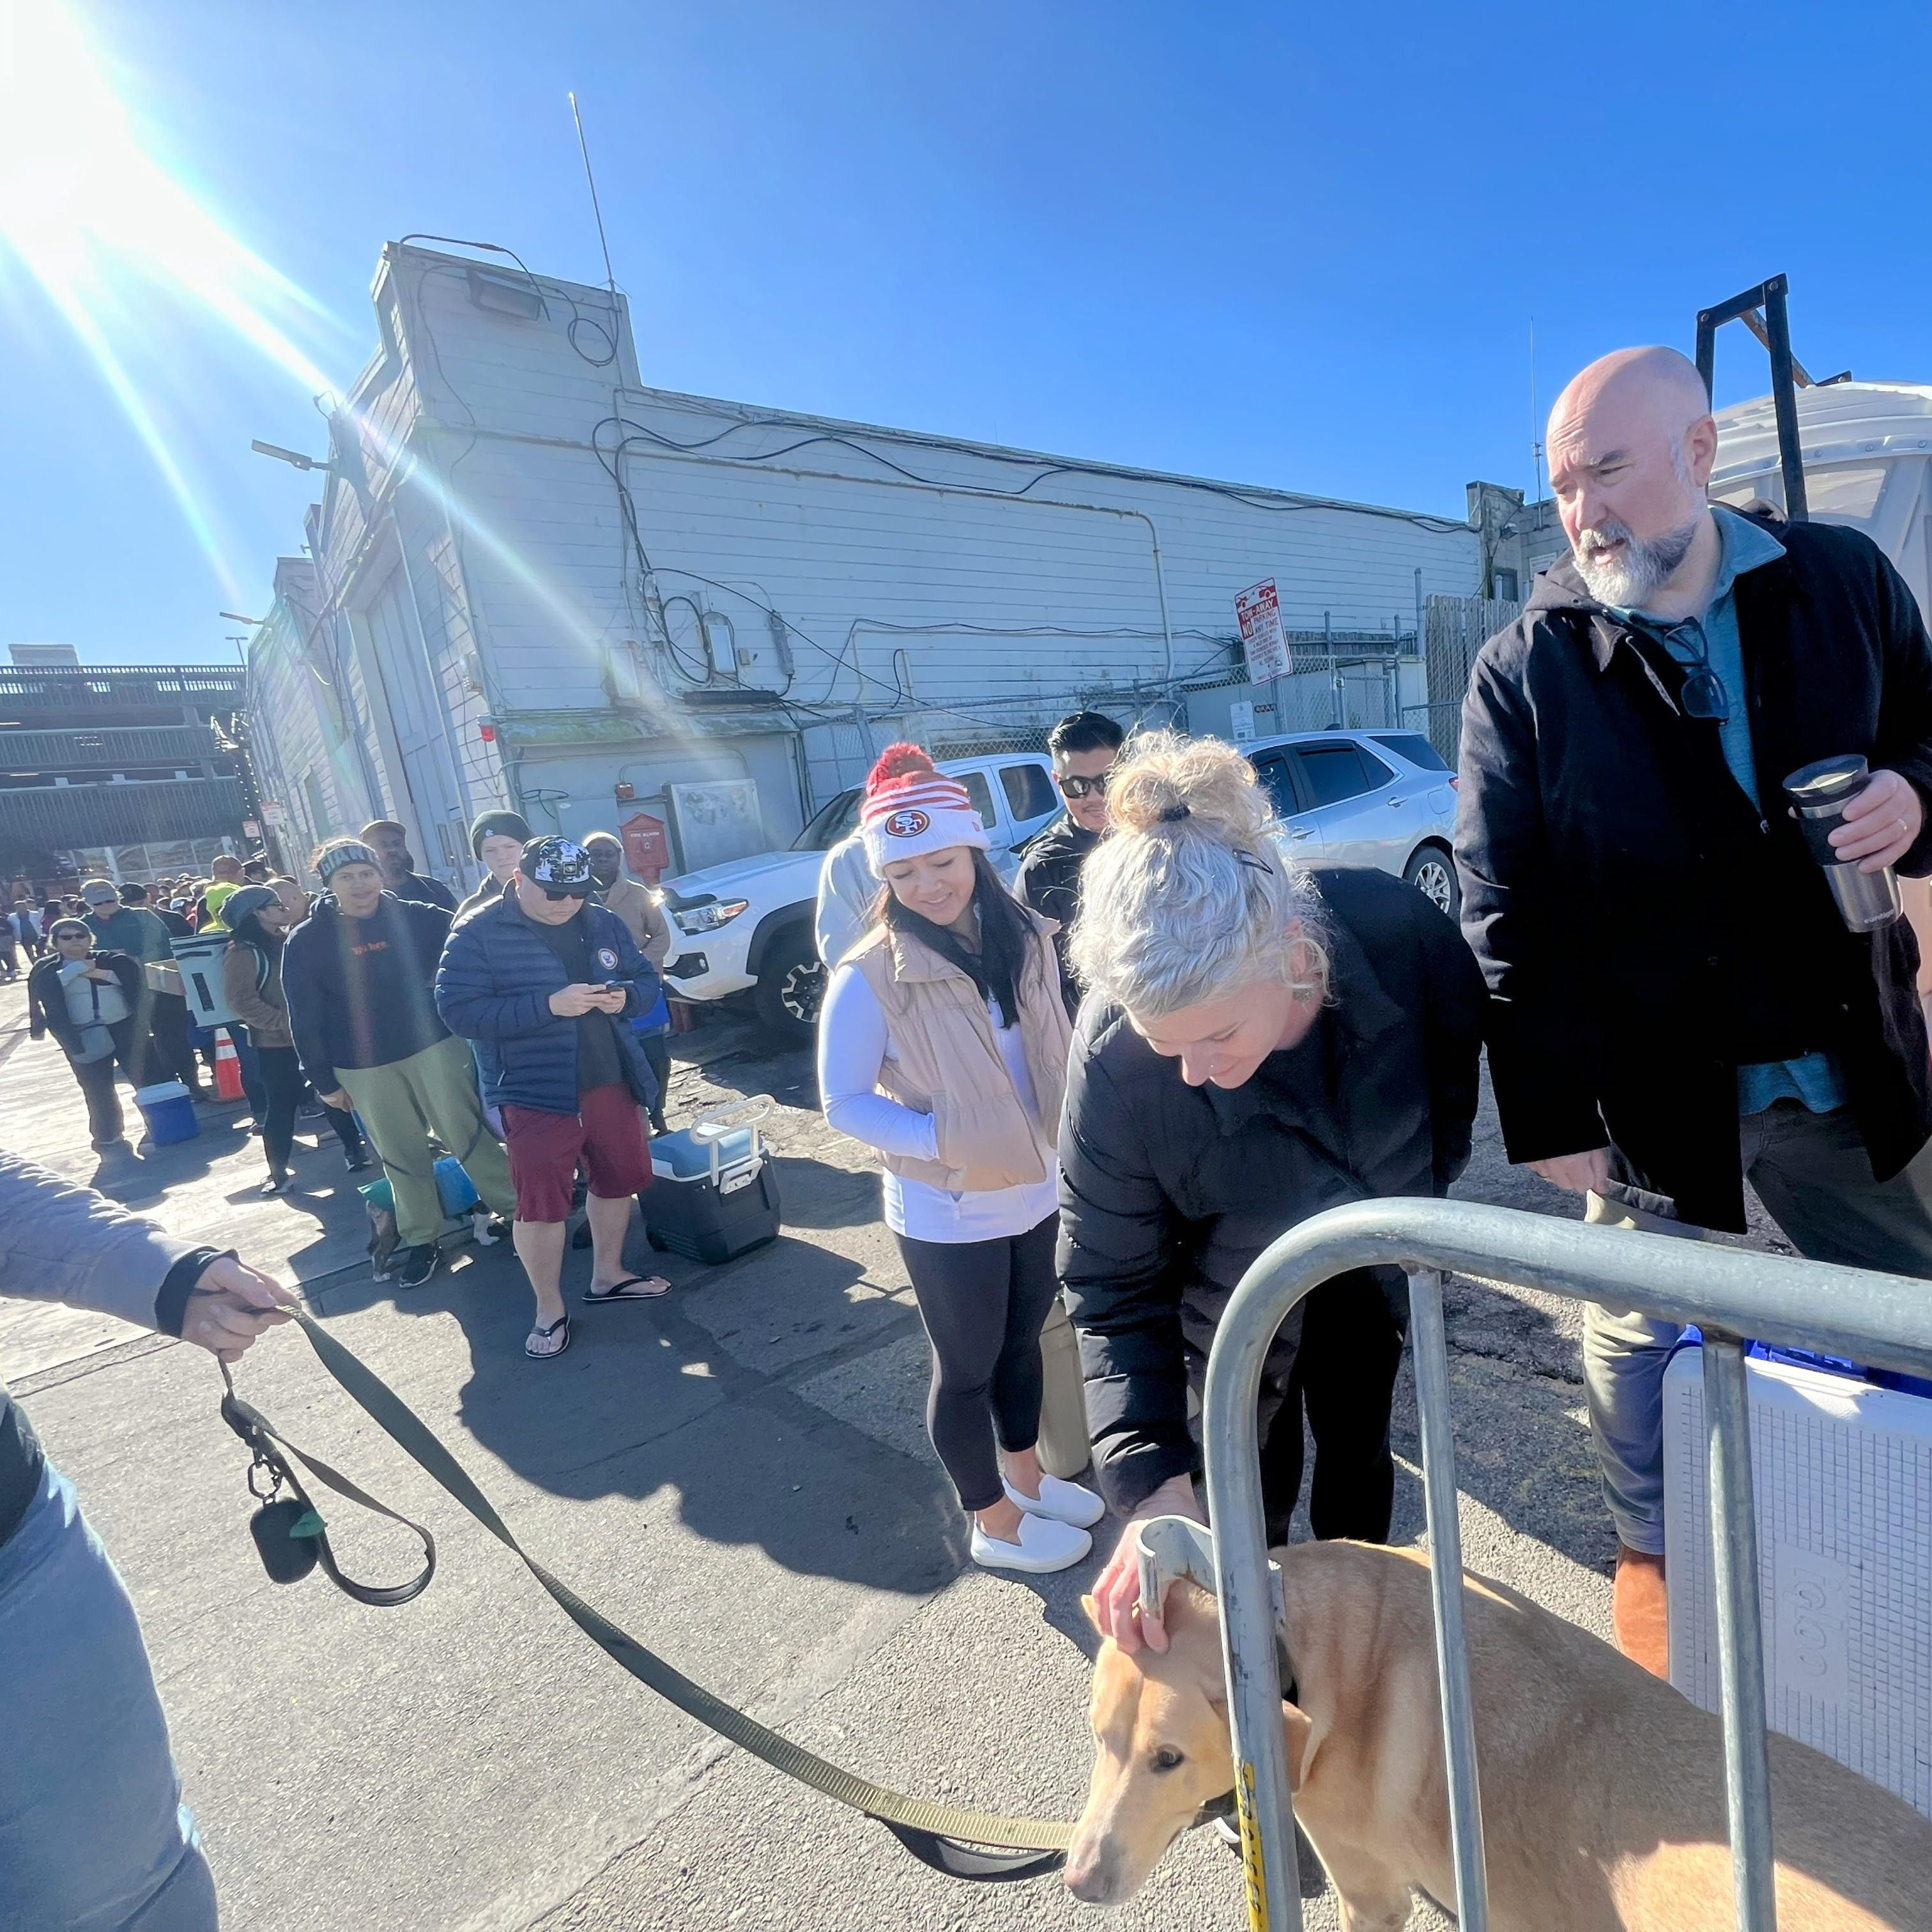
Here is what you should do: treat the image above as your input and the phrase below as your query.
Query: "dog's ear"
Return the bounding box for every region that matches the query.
[1282,1699,1316,1794]
[1080,1593,1101,1633]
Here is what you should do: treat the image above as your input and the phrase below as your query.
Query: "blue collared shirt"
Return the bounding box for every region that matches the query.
[1617,507,1848,1118]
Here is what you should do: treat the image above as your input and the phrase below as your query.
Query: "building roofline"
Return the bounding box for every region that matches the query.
[611,380,1473,534]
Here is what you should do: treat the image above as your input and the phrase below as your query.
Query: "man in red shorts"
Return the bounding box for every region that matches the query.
[435,836,668,1359]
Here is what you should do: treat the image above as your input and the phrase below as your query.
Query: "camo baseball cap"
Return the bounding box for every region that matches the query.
[518,836,594,894]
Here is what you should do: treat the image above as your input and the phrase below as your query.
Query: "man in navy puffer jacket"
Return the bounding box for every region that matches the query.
[436,838,667,1359]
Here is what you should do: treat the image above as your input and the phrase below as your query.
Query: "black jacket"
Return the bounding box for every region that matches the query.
[1456,515,1932,1231]
[281,892,454,1092]
[1014,815,1098,1016]
[1058,866,1485,1512]
[392,870,459,914]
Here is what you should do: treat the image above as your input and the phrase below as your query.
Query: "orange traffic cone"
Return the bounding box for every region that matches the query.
[214,1027,245,1101]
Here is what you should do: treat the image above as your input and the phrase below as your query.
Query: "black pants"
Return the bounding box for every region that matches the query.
[319,1097,364,1159]
[0,926,15,979]
[146,993,206,1095]
[640,1032,671,1131]
[1250,1268,1407,1547]
[68,1020,137,1146]
[252,1040,303,1174]
[896,1213,1060,1512]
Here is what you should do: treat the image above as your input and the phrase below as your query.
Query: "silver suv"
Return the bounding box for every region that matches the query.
[1241,728,1462,917]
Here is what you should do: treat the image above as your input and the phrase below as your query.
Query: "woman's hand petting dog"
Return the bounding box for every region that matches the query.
[1090,1473,1206,1654]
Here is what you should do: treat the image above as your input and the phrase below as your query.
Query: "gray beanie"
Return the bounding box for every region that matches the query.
[470,808,532,859]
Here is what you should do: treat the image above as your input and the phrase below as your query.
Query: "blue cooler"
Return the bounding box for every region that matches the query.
[134,1081,199,1146]
[643,1098,780,1264]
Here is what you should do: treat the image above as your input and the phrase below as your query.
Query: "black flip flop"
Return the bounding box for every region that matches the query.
[581,1275,671,1303]
[525,1313,571,1359]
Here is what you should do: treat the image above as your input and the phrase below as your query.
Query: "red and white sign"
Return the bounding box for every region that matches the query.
[1234,577,1291,684]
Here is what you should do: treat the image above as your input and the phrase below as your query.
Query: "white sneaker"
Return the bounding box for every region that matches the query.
[970,1512,1092,1574]
[1004,1473,1105,1529]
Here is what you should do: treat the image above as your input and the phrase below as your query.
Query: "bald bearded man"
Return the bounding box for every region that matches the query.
[1455,346,1932,1673]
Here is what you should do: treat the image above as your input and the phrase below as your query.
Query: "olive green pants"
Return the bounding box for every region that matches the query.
[338,1036,517,1247]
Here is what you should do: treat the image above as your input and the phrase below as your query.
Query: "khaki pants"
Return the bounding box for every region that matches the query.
[338,1036,517,1247]
[1035,1292,1093,1479]
[1584,1101,1932,1554]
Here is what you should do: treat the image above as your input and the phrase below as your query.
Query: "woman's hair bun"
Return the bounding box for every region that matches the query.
[866,742,937,788]
[1104,730,1272,845]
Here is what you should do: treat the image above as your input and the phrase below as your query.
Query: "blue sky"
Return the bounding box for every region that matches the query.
[2,0,1929,665]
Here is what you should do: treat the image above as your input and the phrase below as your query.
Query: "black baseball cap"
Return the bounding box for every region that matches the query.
[519,836,594,898]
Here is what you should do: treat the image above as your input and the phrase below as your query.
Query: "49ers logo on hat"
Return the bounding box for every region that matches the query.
[884,807,931,838]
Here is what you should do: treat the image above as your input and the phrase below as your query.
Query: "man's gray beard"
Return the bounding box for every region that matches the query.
[1573,509,1704,608]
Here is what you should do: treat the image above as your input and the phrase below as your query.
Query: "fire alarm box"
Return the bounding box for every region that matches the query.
[620,812,671,884]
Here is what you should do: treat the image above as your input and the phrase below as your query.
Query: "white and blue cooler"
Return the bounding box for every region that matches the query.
[642,1097,781,1265]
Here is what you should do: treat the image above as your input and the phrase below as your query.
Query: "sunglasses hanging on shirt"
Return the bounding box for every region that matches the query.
[1641,617,1731,724]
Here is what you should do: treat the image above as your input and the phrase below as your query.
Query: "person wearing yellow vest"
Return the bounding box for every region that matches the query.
[816,746,1103,1574]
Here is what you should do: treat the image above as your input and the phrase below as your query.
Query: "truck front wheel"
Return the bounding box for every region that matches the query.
[753,929,825,1045]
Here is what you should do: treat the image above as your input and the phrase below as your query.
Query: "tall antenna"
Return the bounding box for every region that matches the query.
[569,90,618,295]
[1529,316,1545,503]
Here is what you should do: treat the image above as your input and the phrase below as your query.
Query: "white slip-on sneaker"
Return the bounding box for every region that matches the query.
[1004,1473,1106,1529]
[970,1511,1092,1574]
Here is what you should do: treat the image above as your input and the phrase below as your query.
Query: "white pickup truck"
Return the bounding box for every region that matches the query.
[657,750,1062,1041]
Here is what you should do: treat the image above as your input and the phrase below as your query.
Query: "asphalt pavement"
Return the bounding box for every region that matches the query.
[0,979,1795,1932]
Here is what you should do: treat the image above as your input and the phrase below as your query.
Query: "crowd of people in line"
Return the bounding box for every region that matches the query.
[15,813,677,1356]
[7,342,1932,1929]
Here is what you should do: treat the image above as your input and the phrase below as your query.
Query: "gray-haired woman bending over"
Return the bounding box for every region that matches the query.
[1055,732,1486,1652]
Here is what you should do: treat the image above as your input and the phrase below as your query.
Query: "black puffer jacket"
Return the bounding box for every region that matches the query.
[1455,514,1932,1230]
[1058,866,1485,1512]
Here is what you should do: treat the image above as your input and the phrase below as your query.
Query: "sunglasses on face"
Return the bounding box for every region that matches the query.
[533,884,588,902]
[1057,770,1114,800]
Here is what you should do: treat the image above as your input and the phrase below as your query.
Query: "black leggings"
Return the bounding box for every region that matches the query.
[896,1213,1060,1513]
[253,1042,303,1174]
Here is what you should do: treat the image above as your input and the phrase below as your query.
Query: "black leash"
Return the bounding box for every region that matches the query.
[223,1310,1071,1882]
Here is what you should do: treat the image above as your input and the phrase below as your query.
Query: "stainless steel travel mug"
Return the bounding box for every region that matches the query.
[1782,754,1905,933]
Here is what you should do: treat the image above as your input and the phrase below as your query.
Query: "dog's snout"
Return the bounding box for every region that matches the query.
[1062,1834,1119,1906]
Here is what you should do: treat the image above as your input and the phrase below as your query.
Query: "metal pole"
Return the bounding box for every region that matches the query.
[1702,1333,1779,1931]
[1406,1269,1491,1930]
[1202,1305,1305,1931]
[1761,277,1810,523]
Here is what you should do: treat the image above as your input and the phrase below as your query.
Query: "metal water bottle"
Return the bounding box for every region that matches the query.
[1782,754,1905,933]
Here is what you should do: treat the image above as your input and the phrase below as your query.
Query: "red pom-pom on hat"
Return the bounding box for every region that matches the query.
[865,742,937,792]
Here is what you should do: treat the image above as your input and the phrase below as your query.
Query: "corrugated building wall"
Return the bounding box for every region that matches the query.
[250,241,1482,887]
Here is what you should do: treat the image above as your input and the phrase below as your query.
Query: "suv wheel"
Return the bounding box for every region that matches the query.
[754,929,826,1044]
[1404,845,1460,921]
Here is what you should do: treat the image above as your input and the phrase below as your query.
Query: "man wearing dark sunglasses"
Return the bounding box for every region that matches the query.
[1457,344,1932,1676]
[1016,710,1126,1017]
[436,836,667,1358]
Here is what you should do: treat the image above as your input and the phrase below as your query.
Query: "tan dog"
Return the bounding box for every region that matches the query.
[1066,1540,1932,1929]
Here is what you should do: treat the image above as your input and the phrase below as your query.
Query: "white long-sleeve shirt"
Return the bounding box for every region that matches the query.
[816,962,1059,1243]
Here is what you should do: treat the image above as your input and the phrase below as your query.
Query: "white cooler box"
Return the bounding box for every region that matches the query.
[1663,1345,1932,1818]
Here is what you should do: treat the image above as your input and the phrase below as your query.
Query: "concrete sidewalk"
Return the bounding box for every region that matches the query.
[3,977,1671,1932]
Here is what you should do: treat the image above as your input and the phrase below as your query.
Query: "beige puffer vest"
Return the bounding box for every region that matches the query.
[848,907,1073,1192]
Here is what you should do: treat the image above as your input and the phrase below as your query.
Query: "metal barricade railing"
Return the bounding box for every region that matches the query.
[1199,1196,1932,1932]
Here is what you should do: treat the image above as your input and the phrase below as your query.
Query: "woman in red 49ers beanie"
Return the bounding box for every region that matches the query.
[814,742,1103,1574]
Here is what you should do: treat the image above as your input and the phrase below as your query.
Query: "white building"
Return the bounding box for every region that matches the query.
[249,240,1480,890]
